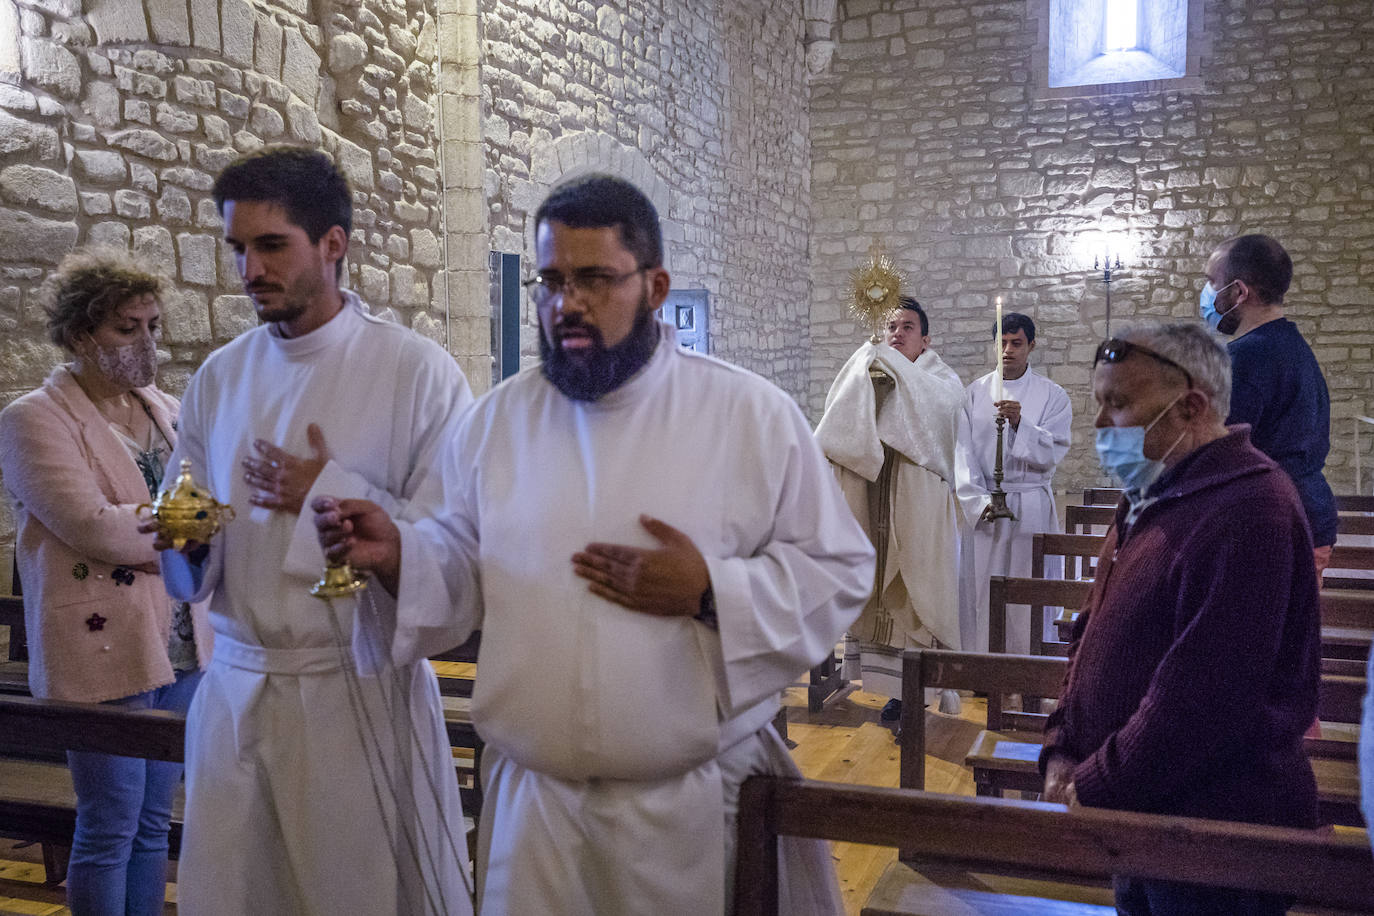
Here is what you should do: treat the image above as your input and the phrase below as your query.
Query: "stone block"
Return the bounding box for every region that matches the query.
[81,80,120,127]
[410,310,443,344]
[113,189,150,218]
[130,162,158,192]
[177,232,217,285]
[999,171,1044,197]
[390,264,423,306]
[194,144,237,173]
[202,114,230,144]
[248,103,284,137]
[0,84,35,112]
[196,198,220,227]
[330,135,375,191]
[410,227,440,268]
[281,29,320,106]
[173,75,216,107]
[160,166,214,191]
[211,294,257,341]
[80,191,111,215]
[162,288,210,343]
[328,33,367,74]
[217,88,249,119]
[190,0,219,51]
[221,0,254,66]
[230,130,262,155]
[114,65,166,98]
[0,336,66,390]
[0,0,18,81]
[124,98,152,123]
[106,128,179,161]
[86,220,130,248]
[157,187,192,224]
[134,225,175,265]
[0,164,77,214]
[254,15,283,80]
[22,39,81,99]
[155,102,199,133]
[87,0,148,44]
[74,148,126,183]
[285,99,321,143]
[148,0,190,45]
[0,109,58,159]
[359,263,388,303]
[0,207,77,263]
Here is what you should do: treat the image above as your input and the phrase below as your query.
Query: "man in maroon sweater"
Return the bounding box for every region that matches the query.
[1041,321,1319,915]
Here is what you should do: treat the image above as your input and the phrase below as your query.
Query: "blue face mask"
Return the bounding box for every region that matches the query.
[1198,280,1239,332]
[1094,394,1186,495]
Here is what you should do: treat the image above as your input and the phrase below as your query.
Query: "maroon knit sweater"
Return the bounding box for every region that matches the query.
[1042,427,1320,828]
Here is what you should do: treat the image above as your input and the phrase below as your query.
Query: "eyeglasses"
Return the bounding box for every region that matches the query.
[1093,338,1194,389]
[523,268,646,305]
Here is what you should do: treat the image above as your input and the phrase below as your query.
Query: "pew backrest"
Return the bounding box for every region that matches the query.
[733,777,1374,916]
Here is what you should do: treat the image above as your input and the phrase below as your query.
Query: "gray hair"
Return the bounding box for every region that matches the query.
[1118,320,1232,418]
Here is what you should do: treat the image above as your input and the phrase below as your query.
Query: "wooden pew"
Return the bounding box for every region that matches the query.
[1067,501,1374,538]
[988,575,1090,658]
[899,649,1366,825]
[1037,530,1374,595]
[1030,532,1102,584]
[0,684,484,884]
[0,596,28,695]
[1082,490,1374,514]
[733,777,1374,916]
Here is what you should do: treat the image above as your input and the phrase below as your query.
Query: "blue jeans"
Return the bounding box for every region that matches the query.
[1114,876,1289,915]
[66,669,202,916]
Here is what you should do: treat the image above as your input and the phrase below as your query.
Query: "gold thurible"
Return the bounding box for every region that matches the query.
[310,561,367,600]
[137,458,235,549]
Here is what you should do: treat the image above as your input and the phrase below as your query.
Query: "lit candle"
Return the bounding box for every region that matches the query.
[994,296,1004,402]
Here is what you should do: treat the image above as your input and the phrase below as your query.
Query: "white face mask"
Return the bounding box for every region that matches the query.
[89,332,158,389]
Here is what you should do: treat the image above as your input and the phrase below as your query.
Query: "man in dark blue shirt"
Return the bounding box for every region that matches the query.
[1201,234,1338,576]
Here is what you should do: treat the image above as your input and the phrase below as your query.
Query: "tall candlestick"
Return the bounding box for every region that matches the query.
[994,296,1004,402]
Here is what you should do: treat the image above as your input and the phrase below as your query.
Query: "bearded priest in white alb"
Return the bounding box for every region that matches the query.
[815,299,964,716]
[152,150,475,916]
[955,312,1072,654]
[314,175,872,916]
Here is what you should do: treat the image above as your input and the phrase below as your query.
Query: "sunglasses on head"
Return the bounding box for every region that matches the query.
[1093,338,1194,389]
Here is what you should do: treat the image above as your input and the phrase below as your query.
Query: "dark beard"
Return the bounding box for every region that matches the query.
[540,305,659,402]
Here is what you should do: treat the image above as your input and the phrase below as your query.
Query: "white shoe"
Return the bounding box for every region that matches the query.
[938,689,961,716]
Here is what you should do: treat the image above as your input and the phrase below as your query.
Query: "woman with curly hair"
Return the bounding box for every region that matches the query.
[0,246,210,915]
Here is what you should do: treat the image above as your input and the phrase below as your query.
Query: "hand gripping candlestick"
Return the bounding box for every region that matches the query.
[137,458,234,548]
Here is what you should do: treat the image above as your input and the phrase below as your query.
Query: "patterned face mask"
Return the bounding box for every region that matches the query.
[90,331,158,388]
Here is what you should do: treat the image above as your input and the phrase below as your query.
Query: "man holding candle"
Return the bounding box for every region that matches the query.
[955,311,1072,653]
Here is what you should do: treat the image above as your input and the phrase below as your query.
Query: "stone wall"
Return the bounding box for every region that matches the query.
[810,0,1374,493]
[0,0,480,589]
[477,0,815,399]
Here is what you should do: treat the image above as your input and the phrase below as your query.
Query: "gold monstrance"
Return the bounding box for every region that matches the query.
[848,241,907,344]
[137,459,234,549]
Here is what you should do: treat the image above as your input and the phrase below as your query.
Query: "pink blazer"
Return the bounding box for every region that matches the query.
[0,365,212,702]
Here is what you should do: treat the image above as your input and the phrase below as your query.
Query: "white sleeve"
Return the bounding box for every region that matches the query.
[283,348,475,580]
[160,371,222,603]
[702,399,874,716]
[1006,381,1072,472]
[339,351,477,668]
[380,430,485,669]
